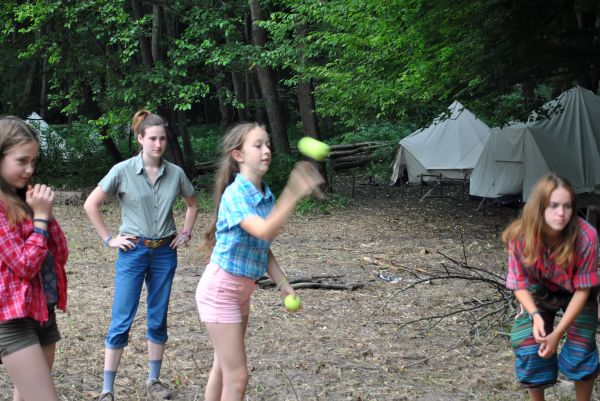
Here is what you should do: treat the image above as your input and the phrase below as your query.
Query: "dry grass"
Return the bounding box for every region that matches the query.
[0,182,598,400]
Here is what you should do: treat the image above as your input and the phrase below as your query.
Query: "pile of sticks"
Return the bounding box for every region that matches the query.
[328,141,389,171]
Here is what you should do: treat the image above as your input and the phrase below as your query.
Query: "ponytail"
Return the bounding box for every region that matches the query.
[200,122,262,254]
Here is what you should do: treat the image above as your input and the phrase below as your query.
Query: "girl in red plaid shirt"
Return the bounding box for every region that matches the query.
[503,174,599,401]
[0,117,68,401]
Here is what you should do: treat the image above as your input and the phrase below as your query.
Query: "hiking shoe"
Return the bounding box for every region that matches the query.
[147,379,171,400]
[98,393,114,401]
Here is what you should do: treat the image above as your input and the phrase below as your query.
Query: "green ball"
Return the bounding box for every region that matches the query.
[284,294,302,312]
[298,137,330,161]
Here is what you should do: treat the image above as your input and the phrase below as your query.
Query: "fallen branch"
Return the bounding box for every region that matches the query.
[257,274,364,291]
[378,229,515,338]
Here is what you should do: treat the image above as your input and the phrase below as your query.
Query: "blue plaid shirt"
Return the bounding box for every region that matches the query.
[210,174,275,280]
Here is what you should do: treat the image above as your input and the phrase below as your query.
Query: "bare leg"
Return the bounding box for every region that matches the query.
[3,343,58,401]
[148,341,165,361]
[575,377,595,401]
[204,316,249,401]
[104,347,124,371]
[528,388,544,401]
[12,343,57,401]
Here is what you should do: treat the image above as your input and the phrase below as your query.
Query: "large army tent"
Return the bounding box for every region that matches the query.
[469,86,600,201]
[390,101,490,184]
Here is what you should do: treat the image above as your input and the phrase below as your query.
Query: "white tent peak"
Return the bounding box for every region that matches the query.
[390,101,490,184]
[26,112,68,155]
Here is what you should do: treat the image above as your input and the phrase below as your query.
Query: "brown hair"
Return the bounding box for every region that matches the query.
[0,116,40,225]
[131,109,167,139]
[502,173,578,268]
[200,122,263,252]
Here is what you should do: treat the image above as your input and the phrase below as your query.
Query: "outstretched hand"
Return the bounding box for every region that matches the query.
[286,161,325,200]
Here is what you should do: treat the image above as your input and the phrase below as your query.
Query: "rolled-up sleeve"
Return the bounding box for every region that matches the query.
[506,241,530,290]
[572,227,599,290]
[0,212,47,281]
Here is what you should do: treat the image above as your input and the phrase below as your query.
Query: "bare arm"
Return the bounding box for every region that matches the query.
[83,186,134,250]
[83,186,111,241]
[266,249,295,299]
[514,288,547,340]
[170,194,199,249]
[240,161,323,241]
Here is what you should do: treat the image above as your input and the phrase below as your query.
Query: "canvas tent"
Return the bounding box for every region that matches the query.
[26,112,68,154]
[469,86,600,201]
[390,101,490,184]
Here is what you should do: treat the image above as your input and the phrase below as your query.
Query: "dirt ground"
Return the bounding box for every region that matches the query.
[1,178,599,401]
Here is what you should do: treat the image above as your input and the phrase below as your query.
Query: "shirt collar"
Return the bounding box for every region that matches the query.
[235,173,273,206]
[134,152,166,177]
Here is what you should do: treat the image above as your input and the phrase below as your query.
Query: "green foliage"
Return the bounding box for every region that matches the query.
[34,124,113,188]
[187,124,223,163]
[174,188,214,213]
[2,0,598,187]
[333,121,413,145]
[264,152,296,194]
[295,193,352,215]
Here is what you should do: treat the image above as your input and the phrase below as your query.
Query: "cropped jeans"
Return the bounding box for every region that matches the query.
[105,241,177,349]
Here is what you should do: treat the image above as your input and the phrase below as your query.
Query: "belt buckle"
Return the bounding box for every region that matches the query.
[145,239,162,248]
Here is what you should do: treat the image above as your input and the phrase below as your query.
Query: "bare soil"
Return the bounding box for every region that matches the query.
[1,178,597,400]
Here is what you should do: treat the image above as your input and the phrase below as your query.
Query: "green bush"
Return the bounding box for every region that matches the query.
[34,123,114,188]
[264,152,296,194]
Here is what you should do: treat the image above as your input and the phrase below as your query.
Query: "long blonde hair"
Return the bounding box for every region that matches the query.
[502,173,578,268]
[0,117,40,225]
[200,122,262,252]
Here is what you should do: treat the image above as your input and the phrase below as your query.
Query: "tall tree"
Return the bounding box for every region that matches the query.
[249,0,290,154]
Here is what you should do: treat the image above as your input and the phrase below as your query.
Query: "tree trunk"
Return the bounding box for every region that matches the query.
[159,108,187,171]
[177,110,196,172]
[297,78,329,186]
[82,85,124,164]
[214,66,234,128]
[39,56,48,117]
[248,0,289,154]
[231,71,249,121]
[248,69,267,125]
[131,0,153,67]
[22,57,37,110]
[151,4,161,63]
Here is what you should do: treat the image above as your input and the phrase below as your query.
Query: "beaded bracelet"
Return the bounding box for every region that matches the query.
[33,227,49,237]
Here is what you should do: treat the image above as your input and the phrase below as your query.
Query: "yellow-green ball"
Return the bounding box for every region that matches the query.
[297,137,330,161]
[284,294,302,312]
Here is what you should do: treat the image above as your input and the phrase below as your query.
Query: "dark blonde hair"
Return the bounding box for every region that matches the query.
[131,109,168,148]
[502,173,577,268]
[200,122,263,252]
[0,116,40,225]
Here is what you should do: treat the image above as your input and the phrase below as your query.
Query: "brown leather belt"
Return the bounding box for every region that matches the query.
[131,236,175,249]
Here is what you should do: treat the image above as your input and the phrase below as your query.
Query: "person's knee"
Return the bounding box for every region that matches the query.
[226,366,248,393]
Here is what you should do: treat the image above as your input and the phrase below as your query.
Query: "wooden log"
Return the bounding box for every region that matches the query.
[328,141,388,151]
[329,146,382,159]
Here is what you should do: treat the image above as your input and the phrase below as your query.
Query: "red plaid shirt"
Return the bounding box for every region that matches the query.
[0,204,68,323]
[506,218,599,293]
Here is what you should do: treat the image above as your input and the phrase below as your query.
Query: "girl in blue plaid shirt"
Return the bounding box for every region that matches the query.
[195,122,323,401]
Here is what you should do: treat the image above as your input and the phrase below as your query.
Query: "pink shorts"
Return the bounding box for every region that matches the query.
[195,263,257,324]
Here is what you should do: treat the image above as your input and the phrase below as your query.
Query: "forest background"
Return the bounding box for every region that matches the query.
[0,0,599,190]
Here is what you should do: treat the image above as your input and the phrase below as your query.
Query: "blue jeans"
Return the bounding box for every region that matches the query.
[105,242,177,349]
